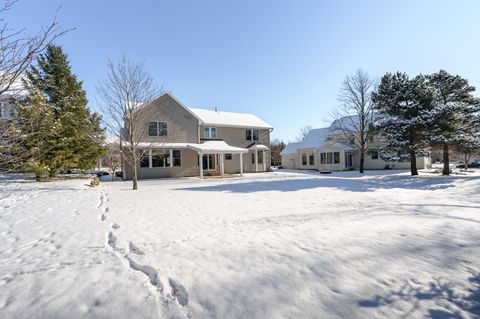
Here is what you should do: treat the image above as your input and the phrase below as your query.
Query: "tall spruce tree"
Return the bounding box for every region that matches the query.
[372,72,436,175]
[2,88,59,180]
[26,45,105,176]
[426,70,477,175]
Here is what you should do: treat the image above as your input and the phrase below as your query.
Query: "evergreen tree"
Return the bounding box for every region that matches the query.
[372,72,436,175]
[3,88,59,180]
[426,70,476,175]
[455,103,480,170]
[26,45,105,176]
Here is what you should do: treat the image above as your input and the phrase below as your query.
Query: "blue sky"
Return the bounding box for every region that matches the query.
[8,0,480,141]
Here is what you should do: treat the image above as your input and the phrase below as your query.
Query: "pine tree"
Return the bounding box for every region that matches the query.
[26,45,105,176]
[427,70,476,175]
[3,88,59,180]
[455,102,480,170]
[372,72,436,175]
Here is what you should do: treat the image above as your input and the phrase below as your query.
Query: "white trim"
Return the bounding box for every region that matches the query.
[255,149,258,172]
[199,153,204,179]
[220,154,225,177]
[240,153,243,176]
[263,150,266,171]
[169,149,173,167]
[148,150,152,168]
[200,122,272,130]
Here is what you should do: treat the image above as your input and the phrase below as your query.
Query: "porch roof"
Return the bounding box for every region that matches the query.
[247,143,269,151]
[187,141,248,154]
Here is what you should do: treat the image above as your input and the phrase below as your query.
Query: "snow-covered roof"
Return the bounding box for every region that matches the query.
[186,141,248,154]
[136,142,191,149]
[247,144,269,151]
[132,141,248,154]
[0,74,28,99]
[188,107,272,129]
[280,126,353,155]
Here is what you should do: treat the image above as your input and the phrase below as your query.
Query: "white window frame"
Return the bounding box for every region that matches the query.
[148,121,168,137]
[246,129,259,141]
[204,127,217,139]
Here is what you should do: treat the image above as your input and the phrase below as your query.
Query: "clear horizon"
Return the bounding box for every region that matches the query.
[9,0,480,142]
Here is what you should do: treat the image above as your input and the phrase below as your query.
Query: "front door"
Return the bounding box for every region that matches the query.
[202,154,216,171]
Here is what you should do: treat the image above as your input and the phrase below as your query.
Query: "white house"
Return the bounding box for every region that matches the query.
[281,118,431,172]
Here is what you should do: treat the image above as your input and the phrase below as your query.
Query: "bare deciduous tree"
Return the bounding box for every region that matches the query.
[97,57,159,190]
[269,138,285,167]
[296,125,312,142]
[332,69,375,173]
[102,142,121,181]
[0,1,70,95]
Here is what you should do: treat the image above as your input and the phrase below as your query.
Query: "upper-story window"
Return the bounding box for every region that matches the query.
[148,121,167,137]
[246,129,259,141]
[204,127,217,139]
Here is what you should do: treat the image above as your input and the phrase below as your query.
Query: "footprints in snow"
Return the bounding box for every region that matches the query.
[98,188,189,315]
[125,255,190,312]
[128,242,144,255]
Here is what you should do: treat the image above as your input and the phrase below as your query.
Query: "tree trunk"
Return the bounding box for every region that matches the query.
[111,170,115,181]
[464,153,469,171]
[410,150,418,175]
[359,151,365,174]
[35,173,42,182]
[132,151,138,190]
[442,143,450,175]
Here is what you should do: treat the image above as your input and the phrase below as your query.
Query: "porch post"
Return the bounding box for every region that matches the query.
[255,149,258,172]
[148,149,152,168]
[263,150,266,171]
[220,153,225,177]
[240,153,243,176]
[199,153,204,179]
[169,149,173,167]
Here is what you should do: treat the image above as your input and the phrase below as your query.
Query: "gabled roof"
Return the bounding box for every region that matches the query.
[156,92,272,129]
[280,126,353,155]
[188,107,272,129]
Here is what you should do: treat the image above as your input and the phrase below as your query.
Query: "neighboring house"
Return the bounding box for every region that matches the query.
[0,77,27,121]
[122,92,272,179]
[281,118,431,171]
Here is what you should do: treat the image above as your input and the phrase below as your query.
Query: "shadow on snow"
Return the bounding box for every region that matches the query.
[175,173,480,193]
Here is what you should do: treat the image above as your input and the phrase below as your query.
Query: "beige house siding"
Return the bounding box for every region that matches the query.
[124,148,200,179]
[131,94,199,144]
[281,153,297,169]
[200,125,270,148]
[297,148,317,170]
[200,125,271,172]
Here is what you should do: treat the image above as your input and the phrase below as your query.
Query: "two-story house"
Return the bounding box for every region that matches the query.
[280,116,431,171]
[122,92,272,179]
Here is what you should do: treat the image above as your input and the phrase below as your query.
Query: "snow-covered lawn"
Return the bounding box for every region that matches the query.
[1,170,479,319]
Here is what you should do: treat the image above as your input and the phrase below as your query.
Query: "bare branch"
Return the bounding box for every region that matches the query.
[331,69,376,173]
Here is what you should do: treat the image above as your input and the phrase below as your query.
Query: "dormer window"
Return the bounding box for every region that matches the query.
[148,122,167,137]
[246,129,259,141]
[204,127,217,139]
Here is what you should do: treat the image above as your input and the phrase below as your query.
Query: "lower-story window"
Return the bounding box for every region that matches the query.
[309,154,314,165]
[258,151,263,164]
[173,150,181,167]
[225,153,232,160]
[302,154,307,165]
[140,152,149,167]
[152,151,170,167]
[320,152,340,164]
